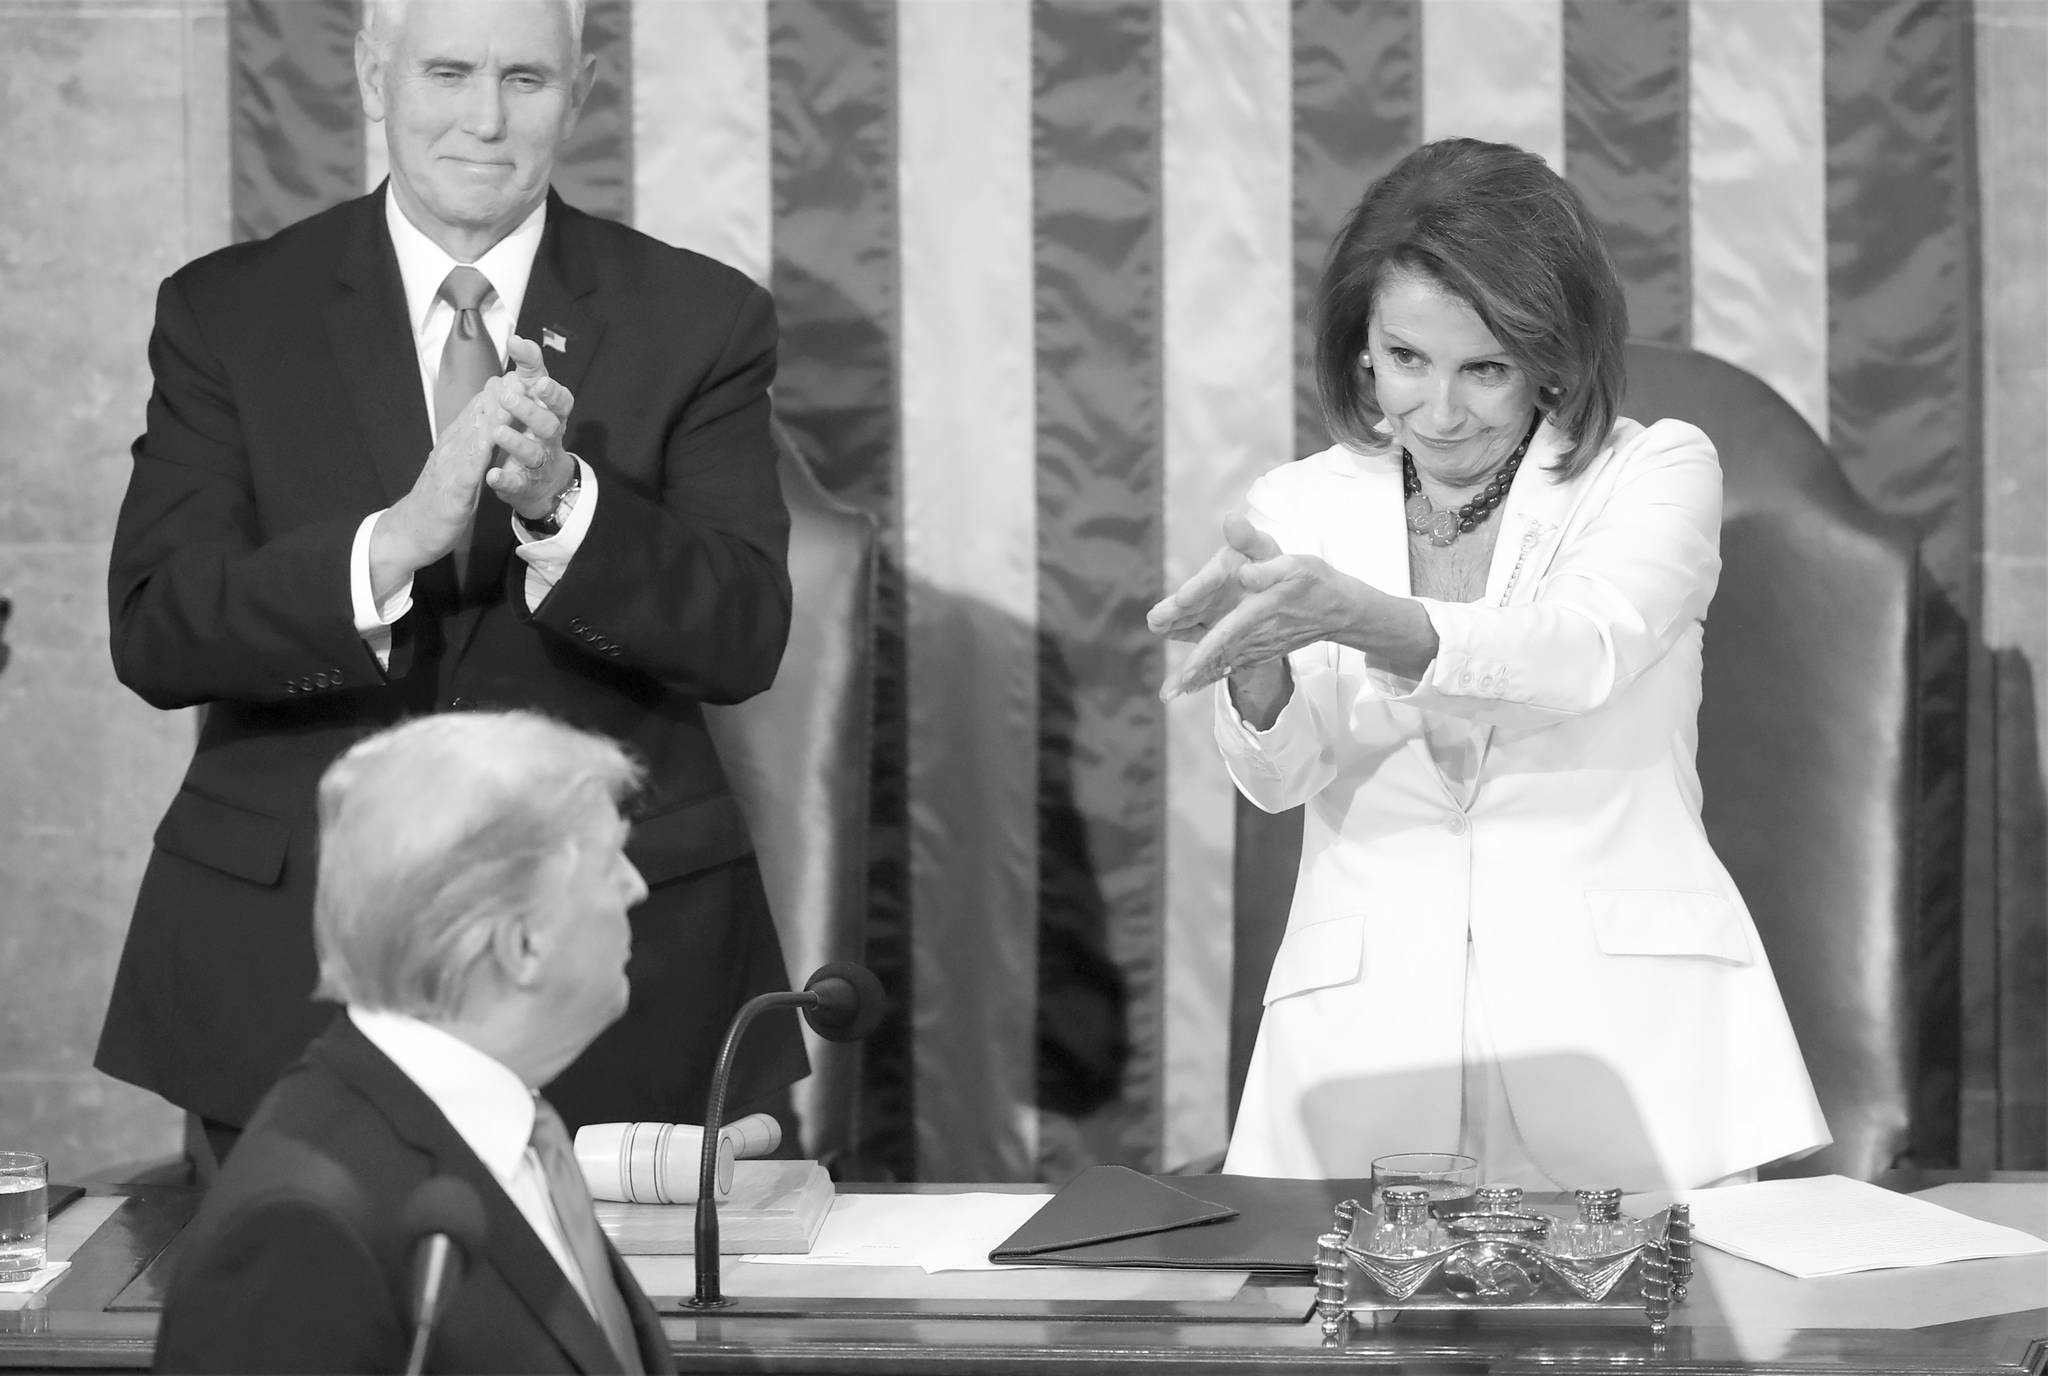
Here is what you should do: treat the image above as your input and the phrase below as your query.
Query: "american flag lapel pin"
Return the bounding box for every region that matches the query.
[542,326,570,354]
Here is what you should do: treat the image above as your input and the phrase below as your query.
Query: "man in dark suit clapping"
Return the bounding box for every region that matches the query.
[157,712,674,1373]
[99,0,805,1162]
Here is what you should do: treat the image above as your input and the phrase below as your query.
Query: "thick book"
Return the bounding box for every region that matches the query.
[991,1168,1372,1274]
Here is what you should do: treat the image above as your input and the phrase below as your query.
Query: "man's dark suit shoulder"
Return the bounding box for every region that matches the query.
[554,203,766,308]
[155,1039,425,1372]
[156,1022,676,1374]
[158,195,369,327]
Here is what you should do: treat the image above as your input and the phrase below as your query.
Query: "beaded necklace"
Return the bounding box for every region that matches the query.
[1402,413,1542,548]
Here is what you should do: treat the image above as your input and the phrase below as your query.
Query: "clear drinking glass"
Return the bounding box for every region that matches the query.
[1370,1151,1480,1217]
[0,1152,49,1282]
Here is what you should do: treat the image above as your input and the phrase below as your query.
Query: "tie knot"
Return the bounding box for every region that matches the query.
[439,265,494,313]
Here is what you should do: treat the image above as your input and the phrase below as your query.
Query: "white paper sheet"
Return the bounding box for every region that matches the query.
[1666,1174,2048,1278]
[744,1192,1053,1272]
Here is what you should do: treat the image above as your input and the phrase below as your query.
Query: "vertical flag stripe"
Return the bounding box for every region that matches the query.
[765,0,912,1179]
[767,0,898,511]
[1289,0,1421,457]
[1159,0,1294,1172]
[1688,0,1827,438]
[552,0,631,223]
[1822,0,1979,1174]
[1563,0,1689,346]
[1976,0,2048,1170]
[898,0,1040,1184]
[631,0,770,284]
[1421,0,1564,169]
[1032,0,1166,1179]
[230,0,360,243]
[1823,1,1978,590]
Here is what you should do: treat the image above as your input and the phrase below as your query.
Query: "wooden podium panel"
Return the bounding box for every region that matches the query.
[594,1161,833,1254]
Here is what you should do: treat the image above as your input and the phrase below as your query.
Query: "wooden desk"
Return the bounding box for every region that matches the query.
[4,1183,2042,1374]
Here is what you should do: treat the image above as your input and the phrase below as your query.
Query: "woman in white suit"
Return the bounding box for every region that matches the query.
[1149,139,1828,1192]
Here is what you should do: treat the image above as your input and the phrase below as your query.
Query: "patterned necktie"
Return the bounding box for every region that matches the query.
[529,1098,645,1373]
[434,266,499,584]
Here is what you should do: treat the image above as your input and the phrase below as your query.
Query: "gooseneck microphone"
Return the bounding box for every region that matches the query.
[689,962,886,1308]
[400,1176,488,1375]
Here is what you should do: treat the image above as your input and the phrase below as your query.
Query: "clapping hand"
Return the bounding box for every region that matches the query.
[1148,512,1364,700]
[1147,512,1282,644]
[483,335,577,518]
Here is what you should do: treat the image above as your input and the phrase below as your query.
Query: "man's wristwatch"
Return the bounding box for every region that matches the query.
[522,458,581,538]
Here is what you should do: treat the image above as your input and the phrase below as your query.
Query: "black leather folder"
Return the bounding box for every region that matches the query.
[990,1167,1372,1274]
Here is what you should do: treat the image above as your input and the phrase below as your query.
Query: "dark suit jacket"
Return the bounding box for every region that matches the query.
[99,187,806,1131]
[154,1017,676,1374]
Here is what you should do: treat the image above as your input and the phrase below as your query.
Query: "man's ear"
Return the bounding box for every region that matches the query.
[356,31,388,123]
[491,912,546,990]
[562,52,598,135]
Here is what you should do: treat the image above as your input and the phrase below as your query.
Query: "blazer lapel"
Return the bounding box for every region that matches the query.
[320,1021,633,1375]
[1484,419,1596,608]
[326,188,436,508]
[1451,420,1599,795]
[518,193,606,413]
[1326,443,1412,596]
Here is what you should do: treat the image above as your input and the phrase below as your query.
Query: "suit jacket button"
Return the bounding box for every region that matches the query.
[450,695,471,710]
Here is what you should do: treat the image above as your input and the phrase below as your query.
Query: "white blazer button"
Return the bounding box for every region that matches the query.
[1447,815,1468,835]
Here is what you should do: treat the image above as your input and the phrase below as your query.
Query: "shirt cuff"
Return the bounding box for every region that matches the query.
[351,511,414,669]
[513,457,596,611]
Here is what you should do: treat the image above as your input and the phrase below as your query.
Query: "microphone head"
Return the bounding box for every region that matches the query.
[400,1176,488,1261]
[800,962,887,1042]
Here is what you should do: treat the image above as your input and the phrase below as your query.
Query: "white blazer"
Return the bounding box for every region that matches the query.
[1218,417,1830,1191]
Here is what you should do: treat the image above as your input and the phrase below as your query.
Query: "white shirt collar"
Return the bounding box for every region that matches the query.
[348,1005,537,1186]
[384,189,548,337]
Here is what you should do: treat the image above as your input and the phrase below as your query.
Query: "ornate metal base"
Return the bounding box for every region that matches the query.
[1315,1203,1693,1336]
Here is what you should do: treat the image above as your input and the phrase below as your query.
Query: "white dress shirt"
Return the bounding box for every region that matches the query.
[347,1006,603,1318]
[348,193,600,666]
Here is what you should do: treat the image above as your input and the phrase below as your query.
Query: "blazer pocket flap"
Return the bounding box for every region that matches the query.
[153,787,291,887]
[627,794,754,886]
[1263,914,1365,1006]
[1587,890,1753,965]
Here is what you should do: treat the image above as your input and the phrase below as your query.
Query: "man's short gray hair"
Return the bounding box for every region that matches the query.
[312,711,642,1020]
[362,0,588,62]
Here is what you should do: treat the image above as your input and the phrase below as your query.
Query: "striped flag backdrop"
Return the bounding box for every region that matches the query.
[223,0,2018,1182]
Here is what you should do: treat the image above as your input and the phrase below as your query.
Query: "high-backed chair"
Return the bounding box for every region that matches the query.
[1229,342,1920,1182]
[704,419,876,1166]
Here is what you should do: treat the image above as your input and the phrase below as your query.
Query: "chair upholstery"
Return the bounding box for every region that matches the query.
[1228,342,1920,1182]
[704,419,876,1165]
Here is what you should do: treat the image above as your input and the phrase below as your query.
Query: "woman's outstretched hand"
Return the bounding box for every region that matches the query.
[1147,512,1281,644]
[1149,513,1367,701]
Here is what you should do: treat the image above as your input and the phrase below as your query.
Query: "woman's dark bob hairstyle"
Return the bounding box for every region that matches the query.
[1313,138,1628,479]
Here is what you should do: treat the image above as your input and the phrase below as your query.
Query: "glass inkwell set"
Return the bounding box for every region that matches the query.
[1313,1155,1694,1335]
